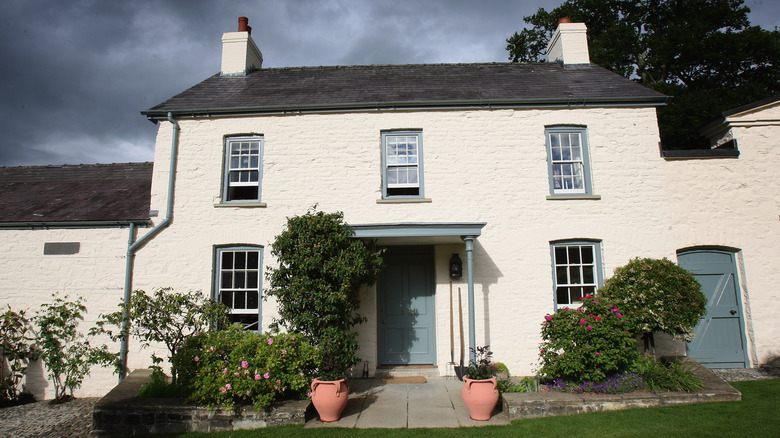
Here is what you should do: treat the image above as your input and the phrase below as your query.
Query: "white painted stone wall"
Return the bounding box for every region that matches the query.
[0,227,128,398]
[134,106,692,378]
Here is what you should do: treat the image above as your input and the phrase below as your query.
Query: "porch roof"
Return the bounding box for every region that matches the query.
[350,222,486,245]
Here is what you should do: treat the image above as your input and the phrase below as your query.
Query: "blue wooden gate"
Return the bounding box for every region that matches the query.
[678,249,748,368]
[377,246,436,365]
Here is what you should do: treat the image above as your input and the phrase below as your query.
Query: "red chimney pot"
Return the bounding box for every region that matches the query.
[558,17,573,24]
[238,16,249,32]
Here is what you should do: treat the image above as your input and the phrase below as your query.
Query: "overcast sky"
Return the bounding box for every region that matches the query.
[1,0,778,167]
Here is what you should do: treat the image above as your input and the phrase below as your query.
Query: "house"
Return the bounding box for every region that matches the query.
[0,162,152,398]
[2,17,778,398]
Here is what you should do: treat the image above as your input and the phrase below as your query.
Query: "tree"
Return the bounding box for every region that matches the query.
[95,288,231,383]
[597,258,706,351]
[265,209,383,379]
[506,0,780,149]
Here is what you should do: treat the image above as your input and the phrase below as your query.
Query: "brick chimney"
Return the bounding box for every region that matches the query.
[221,16,263,76]
[546,18,590,66]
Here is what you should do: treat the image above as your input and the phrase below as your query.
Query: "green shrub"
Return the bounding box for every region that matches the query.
[634,355,704,392]
[0,306,39,404]
[96,288,231,382]
[538,294,639,384]
[35,294,116,400]
[174,326,319,410]
[497,376,538,393]
[265,209,383,380]
[597,258,706,341]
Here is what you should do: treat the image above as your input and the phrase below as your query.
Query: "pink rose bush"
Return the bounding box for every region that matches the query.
[172,326,319,410]
[538,294,638,384]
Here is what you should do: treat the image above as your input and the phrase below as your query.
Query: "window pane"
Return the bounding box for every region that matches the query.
[569,266,581,284]
[550,134,560,147]
[556,287,569,305]
[583,266,594,283]
[562,147,571,161]
[234,272,246,288]
[568,246,580,264]
[247,292,259,310]
[222,252,234,269]
[552,147,562,161]
[581,246,594,263]
[561,134,570,147]
[554,247,567,264]
[235,252,246,268]
[221,291,233,307]
[247,251,259,267]
[571,287,584,302]
[247,271,258,289]
[234,291,246,309]
[556,266,568,283]
[222,272,233,288]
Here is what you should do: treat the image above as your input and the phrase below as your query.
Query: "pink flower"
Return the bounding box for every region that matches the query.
[595,352,600,357]
[594,316,602,321]
[264,372,270,379]
[241,361,248,368]
[544,315,552,322]
[617,313,623,318]
[222,368,228,374]
[244,370,249,374]
[219,350,224,354]
[267,338,274,345]
[255,374,261,380]
[282,387,286,392]
[593,299,599,304]
[612,307,618,313]
[584,293,592,299]
[221,388,226,393]
[276,379,281,384]
[194,356,199,362]
[246,391,250,396]
[210,346,215,351]
[234,372,240,377]
[579,319,586,325]
[282,350,287,354]
[586,325,593,330]
[307,392,313,398]
[300,373,304,377]
[225,384,231,389]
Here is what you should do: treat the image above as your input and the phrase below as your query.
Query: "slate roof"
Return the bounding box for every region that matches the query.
[0,162,152,225]
[143,63,666,118]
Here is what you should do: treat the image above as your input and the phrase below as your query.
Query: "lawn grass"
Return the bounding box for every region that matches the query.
[152,379,778,437]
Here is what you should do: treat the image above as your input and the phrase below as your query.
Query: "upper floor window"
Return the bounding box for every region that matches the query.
[223,136,263,202]
[550,241,602,310]
[545,126,592,196]
[215,247,262,330]
[381,131,424,198]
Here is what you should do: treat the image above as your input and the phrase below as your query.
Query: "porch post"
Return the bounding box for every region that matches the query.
[462,235,477,364]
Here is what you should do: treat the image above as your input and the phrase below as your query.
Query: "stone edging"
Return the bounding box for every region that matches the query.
[92,369,309,437]
[502,358,742,420]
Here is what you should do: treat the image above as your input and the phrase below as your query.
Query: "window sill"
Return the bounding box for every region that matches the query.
[214,202,268,208]
[376,198,432,204]
[546,194,601,200]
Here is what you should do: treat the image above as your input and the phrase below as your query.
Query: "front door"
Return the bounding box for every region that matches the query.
[377,246,436,365]
[678,249,748,368]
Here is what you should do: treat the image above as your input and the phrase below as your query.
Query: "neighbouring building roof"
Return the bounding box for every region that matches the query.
[0,162,152,225]
[142,63,667,119]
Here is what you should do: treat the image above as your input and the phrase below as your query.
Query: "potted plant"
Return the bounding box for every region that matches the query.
[461,345,499,421]
[265,210,383,422]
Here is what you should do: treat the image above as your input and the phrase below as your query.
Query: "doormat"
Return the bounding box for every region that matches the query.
[382,376,427,384]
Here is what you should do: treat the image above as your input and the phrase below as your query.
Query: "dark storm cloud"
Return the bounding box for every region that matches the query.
[0,0,776,166]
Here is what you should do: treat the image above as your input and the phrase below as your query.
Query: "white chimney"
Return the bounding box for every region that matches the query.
[221,16,263,76]
[546,18,590,65]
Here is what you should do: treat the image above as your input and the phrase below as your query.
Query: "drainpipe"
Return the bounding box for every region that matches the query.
[462,236,477,364]
[118,112,179,381]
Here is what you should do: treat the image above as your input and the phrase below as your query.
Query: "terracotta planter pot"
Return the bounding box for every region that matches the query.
[310,378,349,422]
[461,376,498,420]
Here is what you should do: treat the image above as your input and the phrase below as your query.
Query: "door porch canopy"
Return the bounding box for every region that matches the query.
[350,222,486,362]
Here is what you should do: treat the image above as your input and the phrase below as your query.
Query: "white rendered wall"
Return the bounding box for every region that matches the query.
[136,106,690,378]
[0,227,128,398]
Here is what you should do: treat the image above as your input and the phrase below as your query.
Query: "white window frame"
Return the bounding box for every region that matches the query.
[550,241,603,310]
[215,246,263,331]
[381,130,424,198]
[223,136,263,203]
[545,126,593,196]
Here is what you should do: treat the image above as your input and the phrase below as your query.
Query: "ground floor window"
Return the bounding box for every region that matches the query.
[215,247,262,330]
[550,241,602,310]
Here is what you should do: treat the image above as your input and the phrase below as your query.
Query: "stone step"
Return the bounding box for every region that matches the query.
[374,365,443,379]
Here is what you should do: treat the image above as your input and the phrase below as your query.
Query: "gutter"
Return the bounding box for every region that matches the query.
[0,220,151,230]
[119,112,179,381]
[141,96,669,121]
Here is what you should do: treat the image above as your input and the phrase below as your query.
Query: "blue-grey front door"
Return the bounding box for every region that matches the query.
[678,249,748,368]
[377,247,436,365]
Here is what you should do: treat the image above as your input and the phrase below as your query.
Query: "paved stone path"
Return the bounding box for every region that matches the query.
[1,367,776,436]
